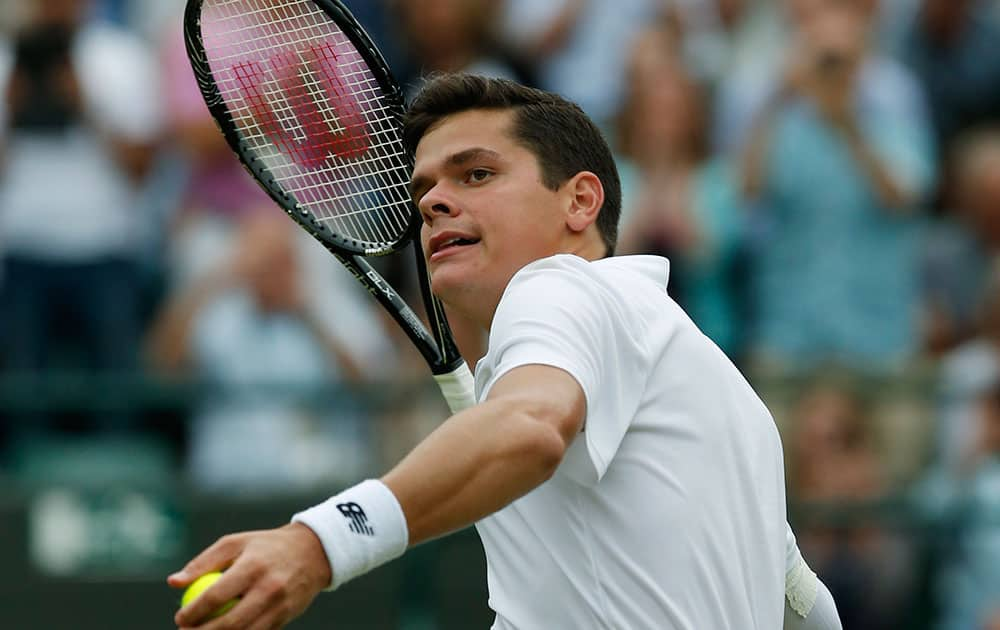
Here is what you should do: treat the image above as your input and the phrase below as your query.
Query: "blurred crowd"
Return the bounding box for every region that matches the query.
[0,0,998,627]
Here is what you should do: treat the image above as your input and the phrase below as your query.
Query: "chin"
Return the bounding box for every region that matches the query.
[429,266,477,305]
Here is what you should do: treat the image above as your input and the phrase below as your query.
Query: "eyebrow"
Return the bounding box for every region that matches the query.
[409,147,503,201]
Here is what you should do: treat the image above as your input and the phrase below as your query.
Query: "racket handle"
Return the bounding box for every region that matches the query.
[433,363,477,414]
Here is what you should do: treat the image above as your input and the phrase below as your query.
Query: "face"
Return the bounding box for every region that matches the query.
[802,3,868,74]
[236,214,301,312]
[626,61,702,161]
[412,109,574,318]
[400,0,473,61]
[794,387,863,454]
[962,155,1000,247]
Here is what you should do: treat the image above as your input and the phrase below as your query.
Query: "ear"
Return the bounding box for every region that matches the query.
[564,171,604,234]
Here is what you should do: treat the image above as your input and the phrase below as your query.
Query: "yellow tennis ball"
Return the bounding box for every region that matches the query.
[181,571,238,618]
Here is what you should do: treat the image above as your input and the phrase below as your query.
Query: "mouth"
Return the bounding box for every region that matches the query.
[428,232,481,259]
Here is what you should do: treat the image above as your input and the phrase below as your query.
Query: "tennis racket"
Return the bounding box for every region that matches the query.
[183,0,476,413]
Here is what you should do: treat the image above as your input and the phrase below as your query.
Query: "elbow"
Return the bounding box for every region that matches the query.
[533,424,570,481]
[508,408,576,482]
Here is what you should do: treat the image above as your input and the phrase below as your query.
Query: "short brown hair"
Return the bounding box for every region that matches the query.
[403,74,621,256]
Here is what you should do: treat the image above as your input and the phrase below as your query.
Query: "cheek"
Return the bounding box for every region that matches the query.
[419,224,431,253]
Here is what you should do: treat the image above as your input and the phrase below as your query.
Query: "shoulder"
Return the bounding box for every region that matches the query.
[508,253,670,287]
[500,255,668,308]
[504,254,595,292]
[492,254,674,339]
[860,55,925,110]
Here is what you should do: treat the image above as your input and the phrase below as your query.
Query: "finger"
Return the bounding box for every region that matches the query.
[180,573,287,630]
[247,611,289,630]
[175,561,257,628]
[168,533,249,587]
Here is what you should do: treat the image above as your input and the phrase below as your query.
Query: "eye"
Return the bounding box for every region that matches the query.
[466,168,493,184]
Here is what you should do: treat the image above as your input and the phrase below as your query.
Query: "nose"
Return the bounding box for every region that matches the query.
[417,184,459,225]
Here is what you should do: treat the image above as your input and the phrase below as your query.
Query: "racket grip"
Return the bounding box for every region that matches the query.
[433,363,477,414]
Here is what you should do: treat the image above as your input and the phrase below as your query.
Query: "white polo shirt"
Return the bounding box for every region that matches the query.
[474,254,787,630]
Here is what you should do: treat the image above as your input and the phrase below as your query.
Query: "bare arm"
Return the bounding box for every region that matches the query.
[169,364,585,629]
[384,363,585,544]
[296,308,366,383]
[836,116,911,210]
[740,91,785,201]
[144,268,233,373]
[526,0,587,61]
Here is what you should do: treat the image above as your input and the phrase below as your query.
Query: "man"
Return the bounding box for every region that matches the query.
[0,0,161,435]
[738,0,934,372]
[170,75,840,629]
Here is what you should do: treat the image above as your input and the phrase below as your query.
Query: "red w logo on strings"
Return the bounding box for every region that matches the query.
[232,43,370,169]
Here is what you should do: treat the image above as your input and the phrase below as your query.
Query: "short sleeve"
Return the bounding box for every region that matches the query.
[478,257,651,484]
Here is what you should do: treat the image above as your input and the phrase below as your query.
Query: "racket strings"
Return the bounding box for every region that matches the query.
[200,0,413,249]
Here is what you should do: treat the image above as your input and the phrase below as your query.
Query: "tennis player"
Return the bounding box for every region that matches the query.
[170,74,841,630]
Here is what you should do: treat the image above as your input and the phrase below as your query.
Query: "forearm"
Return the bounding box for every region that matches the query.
[298,309,365,382]
[529,0,586,60]
[383,396,567,545]
[293,366,583,590]
[839,118,910,210]
[741,107,779,200]
[145,270,230,371]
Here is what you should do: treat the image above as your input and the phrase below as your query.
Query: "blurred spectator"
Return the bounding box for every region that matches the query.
[739,0,935,372]
[788,378,916,629]
[918,381,1000,630]
[497,0,654,129]
[158,18,276,289]
[713,0,823,153]
[928,131,1000,476]
[667,0,795,89]
[923,129,1000,358]
[338,1,405,74]
[393,0,518,95]
[894,0,1000,160]
[0,0,161,434]
[616,47,745,356]
[935,262,1000,476]
[146,214,375,494]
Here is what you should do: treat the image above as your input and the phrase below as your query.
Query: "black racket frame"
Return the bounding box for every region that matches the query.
[183,0,464,374]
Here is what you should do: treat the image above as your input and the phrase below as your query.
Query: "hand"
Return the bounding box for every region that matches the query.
[809,80,855,129]
[782,47,856,127]
[169,523,332,630]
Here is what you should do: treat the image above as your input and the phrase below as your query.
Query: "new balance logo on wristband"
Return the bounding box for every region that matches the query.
[336,502,374,536]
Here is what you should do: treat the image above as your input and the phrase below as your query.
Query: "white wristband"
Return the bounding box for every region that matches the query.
[291,479,409,591]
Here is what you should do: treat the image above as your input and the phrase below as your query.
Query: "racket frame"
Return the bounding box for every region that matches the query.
[183,0,465,375]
